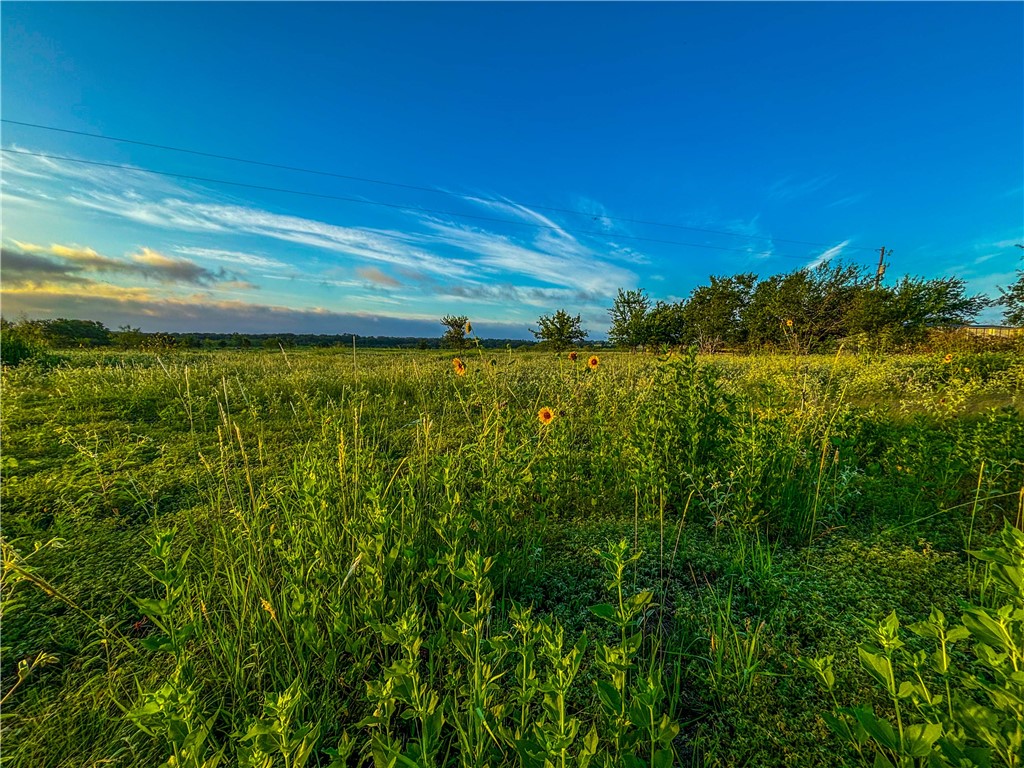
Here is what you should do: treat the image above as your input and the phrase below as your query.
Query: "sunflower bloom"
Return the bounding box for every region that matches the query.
[538,406,555,425]
[942,354,952,364]
[786,319,794,328]
[587,355,599,371]
[568,351,578,361]
[452,357,467,376]
[464,320,472,335]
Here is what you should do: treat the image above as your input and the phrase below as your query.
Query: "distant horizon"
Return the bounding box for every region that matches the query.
[2,3,1021,333]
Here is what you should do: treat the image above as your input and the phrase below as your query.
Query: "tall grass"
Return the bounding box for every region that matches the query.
[2,347,1022,766]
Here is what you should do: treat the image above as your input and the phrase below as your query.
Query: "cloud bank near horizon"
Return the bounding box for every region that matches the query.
[2,148,650,335]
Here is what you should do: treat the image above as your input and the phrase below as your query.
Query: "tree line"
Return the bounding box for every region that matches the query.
[3,262,1021,361]
[528,262,1024,353]
[0,318,537,357]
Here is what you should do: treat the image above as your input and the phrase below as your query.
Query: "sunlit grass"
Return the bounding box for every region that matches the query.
[1,347,1022,767]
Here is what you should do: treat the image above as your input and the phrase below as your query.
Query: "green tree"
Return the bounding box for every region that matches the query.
[607,288,651,349]
[18,318,112,348]
[114,325,146,349]
[998,270,1024,326]
[530,309,588,351]
[680,273,757,351]
[888,275,990,344]
[644,300,688,347]
[440,314,470,349]
[743,262,868,352]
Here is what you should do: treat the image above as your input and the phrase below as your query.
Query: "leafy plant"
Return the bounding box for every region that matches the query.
[803,522,1024,767]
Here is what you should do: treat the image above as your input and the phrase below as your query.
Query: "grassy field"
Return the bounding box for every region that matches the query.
[2,347,1022,767]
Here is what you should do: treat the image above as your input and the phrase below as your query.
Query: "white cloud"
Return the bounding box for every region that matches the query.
[767,174,836,202]
[825,193,867,209]
[420,219,634,295]
[3,147,638,322]
[806,239,851,269]
[172,246,289,270]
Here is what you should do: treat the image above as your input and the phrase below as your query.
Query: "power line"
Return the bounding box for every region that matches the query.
[2,147,870,265]
[1,117,877,253]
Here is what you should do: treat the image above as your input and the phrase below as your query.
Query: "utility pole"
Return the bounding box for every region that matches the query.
[874,246,890,289]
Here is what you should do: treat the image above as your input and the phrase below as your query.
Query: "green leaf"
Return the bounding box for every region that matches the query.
[858,647,896,695]
[853,708,899,751]
[135,598,171,618]
[902,723,942,758]
[594,680,622,715]
[946,625,970,643]
[822,712,855,742]
[652,747,674,768]
[962,609,1012,653]
[140,635,175,653]
[589,604,617,622]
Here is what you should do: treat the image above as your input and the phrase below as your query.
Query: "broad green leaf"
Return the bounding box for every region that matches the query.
[902,723,942,758]
[859,647,896,695]
[853,708,899,751]
[594,680,622,714]
[589,604,617,622]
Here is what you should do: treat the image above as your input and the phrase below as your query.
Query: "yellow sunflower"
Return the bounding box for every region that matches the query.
[568,350,578,361]
[464,320,473,335]
[452,357,467,376]
[786,319,794,328]
[587,355,599,371]
[538,406,555,425]
[942,354,953,364]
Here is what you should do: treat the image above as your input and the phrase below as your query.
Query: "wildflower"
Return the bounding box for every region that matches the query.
[452,358,467,376]
[538,406,555,425]
[568,351,578,361]
[942,354,952,364]
[587,355,600,371]
[261,599,277,620]
[786,319,794,328]
[963,367,970,373]
[464,320,472,335]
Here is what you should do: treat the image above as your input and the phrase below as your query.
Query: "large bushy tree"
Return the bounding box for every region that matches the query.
[15,318,112,348]
[998,270,1024,326]
[607,288,651,349]
[531,309,588,351]
[681,273,757,351]
[439,315,470,349]
[744,262,870,351]
[887,276,990,344]
[644,300,688,348]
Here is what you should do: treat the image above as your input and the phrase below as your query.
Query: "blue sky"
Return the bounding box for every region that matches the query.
[2,2,1021,337]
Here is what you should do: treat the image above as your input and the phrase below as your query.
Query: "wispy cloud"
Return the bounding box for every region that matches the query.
[825,193,867,209]
[3,147,642,329]
[681,212,776,262]
[172,246,288,271]
[573,196,616,232]
[419,218,634,295]
[806,239,850,269]
[767,174,836,202]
